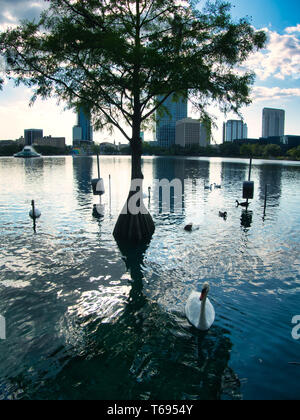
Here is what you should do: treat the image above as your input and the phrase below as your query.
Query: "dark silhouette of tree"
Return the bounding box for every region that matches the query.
[0,0,266,243]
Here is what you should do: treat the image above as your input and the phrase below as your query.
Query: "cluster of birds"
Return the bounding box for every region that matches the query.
[184,182,251,232]
[28,195,247,332]
[28,199,213,331]
[204,183,221,190]
[184,184,254,330]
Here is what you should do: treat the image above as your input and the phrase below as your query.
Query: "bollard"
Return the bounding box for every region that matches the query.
[92,178,105,196]
[92,153,105,196]
[243,181,254,200]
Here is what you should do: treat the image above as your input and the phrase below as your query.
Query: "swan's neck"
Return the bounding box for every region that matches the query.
[199,296,207,329]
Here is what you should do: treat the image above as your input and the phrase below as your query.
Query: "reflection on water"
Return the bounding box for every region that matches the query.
[241,210,253,230]
[258,164,282,206]
[0,156,300,400]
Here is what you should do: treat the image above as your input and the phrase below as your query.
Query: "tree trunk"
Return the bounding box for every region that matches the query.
[113,134,155,244]
[113,5,155,245]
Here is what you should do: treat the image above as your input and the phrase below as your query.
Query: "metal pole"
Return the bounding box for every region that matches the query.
[109,175,111,208]
[248,157,252,181]
[246,157,252,209]
[97,153,100,179]
[263,184,268,217]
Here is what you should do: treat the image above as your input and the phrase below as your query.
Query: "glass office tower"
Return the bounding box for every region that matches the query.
[262,108,285,138]
[222,120,248,142]
[73,107,93,146]
[156,94,188,148]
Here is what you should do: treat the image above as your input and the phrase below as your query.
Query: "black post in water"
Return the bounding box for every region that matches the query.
[248,157,252,181]
[97,153,100,179]
[246,157,253,209]
[32,200,37,233]
[263,184,268,218]
[109,174,111,209]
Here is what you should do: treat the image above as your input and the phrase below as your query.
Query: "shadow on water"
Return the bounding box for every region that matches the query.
[0,240,242,400]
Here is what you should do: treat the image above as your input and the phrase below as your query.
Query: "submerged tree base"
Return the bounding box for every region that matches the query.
[113,204,155,244]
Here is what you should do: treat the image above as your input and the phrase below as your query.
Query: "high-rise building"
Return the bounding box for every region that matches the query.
[175,118,210,148]
[24,129,43,146]
[262,108,285,138]
[73,107,93,146]
[156,94,188,148]
[223,120,248,143]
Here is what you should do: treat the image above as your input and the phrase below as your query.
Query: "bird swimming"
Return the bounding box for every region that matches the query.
[236,200,250,208]
[185,282,215,331]
[29,200,41,219]
[219,211,227,219]
[184,223,193,232]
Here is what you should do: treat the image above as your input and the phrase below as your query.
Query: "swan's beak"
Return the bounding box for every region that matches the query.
[200,290,206,301]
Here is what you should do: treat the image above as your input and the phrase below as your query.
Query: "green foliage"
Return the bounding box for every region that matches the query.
[34,145,69,155]
[0,143,22,156]
[262,144,282,158]
[0,0,266,145]
[240,143,253,157]
[287,146,300,160]
[219,141,240,156]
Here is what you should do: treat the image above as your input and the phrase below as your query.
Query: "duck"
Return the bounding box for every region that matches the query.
[204,183,213,190]
[29,200,41,219]
[184,223,193,232]
[185,282,215,331]
[236,200,250,208]
[214,183,222,189]
[219,211,227,219]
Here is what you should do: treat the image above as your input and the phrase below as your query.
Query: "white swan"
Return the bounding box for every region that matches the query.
[29,200,41,219]
[185,282,215,331]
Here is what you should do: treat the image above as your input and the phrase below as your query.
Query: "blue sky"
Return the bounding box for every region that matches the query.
[0,0,299,144]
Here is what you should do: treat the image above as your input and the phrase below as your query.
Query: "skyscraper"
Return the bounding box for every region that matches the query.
[24,129,43,146]
[73,107,93,146]
[223,120,248,142]
[156,94,188,148]
[262,108,285,138]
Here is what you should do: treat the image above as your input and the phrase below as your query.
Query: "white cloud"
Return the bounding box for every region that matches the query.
[246,27,300,81]
[0,0,45,31]
[285,24,300,34]
[252,86,300,102]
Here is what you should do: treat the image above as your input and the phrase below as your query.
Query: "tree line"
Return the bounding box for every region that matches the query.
[99,141,300,160]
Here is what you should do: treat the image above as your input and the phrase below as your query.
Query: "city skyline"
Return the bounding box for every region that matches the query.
[0,0,299,144]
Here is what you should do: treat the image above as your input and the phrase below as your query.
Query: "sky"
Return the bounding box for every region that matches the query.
[0,0,299,145]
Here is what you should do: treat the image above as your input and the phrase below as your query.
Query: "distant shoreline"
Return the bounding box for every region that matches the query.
[1,153,300,164]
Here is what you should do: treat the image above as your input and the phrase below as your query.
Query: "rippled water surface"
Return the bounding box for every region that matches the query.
[0,156,300,400]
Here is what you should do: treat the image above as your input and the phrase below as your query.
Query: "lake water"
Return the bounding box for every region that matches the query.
[0,156,300,400]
